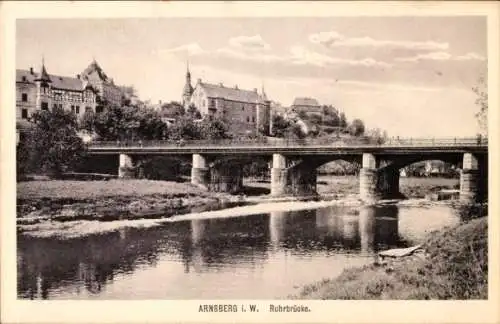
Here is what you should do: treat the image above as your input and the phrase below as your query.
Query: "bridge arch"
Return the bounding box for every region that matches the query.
[137,155,193,181]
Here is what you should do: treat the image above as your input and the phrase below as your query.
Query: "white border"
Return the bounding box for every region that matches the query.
[1,1,499,323]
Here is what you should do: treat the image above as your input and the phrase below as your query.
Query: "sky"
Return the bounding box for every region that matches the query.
[16,17,487,137]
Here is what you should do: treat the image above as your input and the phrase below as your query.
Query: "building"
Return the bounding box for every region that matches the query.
[181,65,271,136]
[80,59,124,109]
[16,60,99,142]
[291,97,322,115]
[16,58,128,143]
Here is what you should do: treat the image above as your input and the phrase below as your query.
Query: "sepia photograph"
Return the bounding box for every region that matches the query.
[1,1,499,323]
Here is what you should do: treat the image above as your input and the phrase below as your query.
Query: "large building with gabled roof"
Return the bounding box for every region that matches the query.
[291,97,322,115]
[80,59,124,109]
[16,58,124,143]
[181,65,272,136]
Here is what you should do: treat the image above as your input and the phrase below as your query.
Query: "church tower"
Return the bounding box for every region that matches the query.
[34,57,52,111]
[182,61,194,109]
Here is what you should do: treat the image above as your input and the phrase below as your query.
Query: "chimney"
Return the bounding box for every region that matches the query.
[197,78,202,84]
[159,100,162,105]
[219,82,224,87]
[30,67,34,75]
[253,88,257,93]
[76,74,80,79]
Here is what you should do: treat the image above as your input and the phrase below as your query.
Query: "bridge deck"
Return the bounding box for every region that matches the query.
[87,138,488,155]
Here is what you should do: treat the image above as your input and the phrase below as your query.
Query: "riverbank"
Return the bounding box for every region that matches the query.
[18,177,457,218]
[293,216,487,299]
[17,180,241,220]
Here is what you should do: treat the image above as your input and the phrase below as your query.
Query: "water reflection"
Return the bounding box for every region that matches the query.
[17,203,455,299]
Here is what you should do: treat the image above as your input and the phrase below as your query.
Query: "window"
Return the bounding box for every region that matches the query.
[22,93,28,102]
[246,116,250,123]
[21,109,28,119]
[41,102,48,111]
[96,106,103,113]
[252,116,255,123]
[242,106,244,111]
[22,76,27,82]
[76,106,80,114]
[71,105,75,113]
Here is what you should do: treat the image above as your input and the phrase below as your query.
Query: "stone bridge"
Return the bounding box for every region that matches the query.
[87,137,488,203]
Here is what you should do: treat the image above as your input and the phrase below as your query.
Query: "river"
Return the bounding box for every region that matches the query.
[17,201,460,299]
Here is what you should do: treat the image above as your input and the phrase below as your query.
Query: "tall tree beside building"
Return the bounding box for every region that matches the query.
[17,109,85,177]
[473,76,487,136]
[199,118,231,139]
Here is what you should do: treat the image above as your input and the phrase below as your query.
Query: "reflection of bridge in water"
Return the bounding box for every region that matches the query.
[17,205,421,299]
[87,138,488,203]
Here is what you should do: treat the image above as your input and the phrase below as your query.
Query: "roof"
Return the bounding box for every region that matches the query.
[35,64,51,82]
[16,70,37,83]
[16,69,92,92]
[292,97,320,107]
[198,82,262,103]
[183,82,194,96]
[81,59,110,82]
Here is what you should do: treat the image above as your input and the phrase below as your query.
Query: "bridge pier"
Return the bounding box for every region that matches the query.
[270,154,317,197]
[271,154,287,196]
[460,153,486,203]
[191,154,210,189]
[359,153,400,203]
[118,154,136,179]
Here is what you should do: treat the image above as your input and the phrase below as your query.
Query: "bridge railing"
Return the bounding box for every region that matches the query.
[87,136,488,149]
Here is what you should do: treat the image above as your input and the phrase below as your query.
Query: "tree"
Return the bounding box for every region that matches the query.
[323,113,340,127]
[308,113,323,125]
[286,122,307,139]
[271,114,291,137]
[367,128,388,144]
[79,108,97,133]
[186,104,202,119]
[199,117,231,139]
[18,109,85,177]
[348,119,365,137]
[91,104,167,141]
[169,116,202,140]
[322,105,338,117]
[339,112,348,129]
[473,76,487,135]
[161,101,185,119]
[297,110,308,120]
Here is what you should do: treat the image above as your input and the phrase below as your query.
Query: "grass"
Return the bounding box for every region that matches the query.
[17,179,208,200]
[293,216,488,300]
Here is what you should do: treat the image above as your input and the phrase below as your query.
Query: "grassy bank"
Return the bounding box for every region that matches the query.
[294,216,487,300]
[17,180,236,219]
[17,179,207,200]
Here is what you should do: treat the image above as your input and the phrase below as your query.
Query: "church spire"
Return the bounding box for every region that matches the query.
[35,55,51,83]
[261,82,268,101]
[182,59,194,107]
[186,59,191,79]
